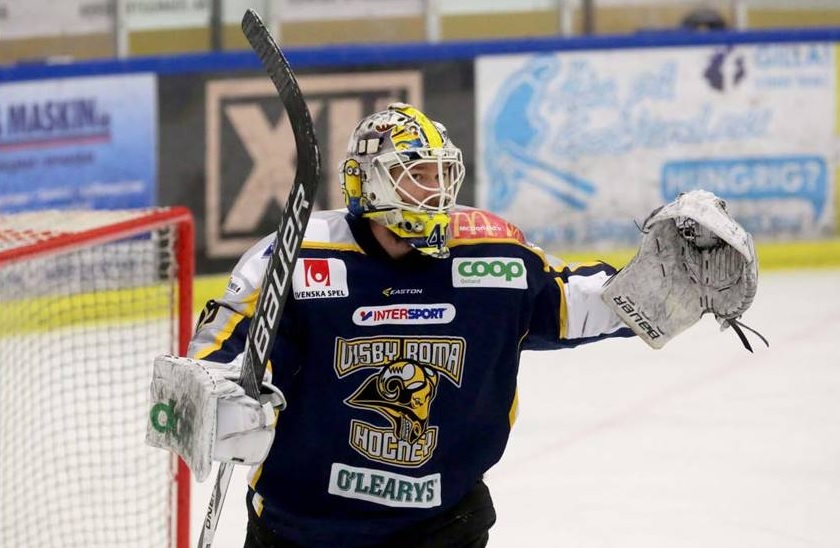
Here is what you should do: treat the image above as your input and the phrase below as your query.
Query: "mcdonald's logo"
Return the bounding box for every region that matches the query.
[450,209,525,243]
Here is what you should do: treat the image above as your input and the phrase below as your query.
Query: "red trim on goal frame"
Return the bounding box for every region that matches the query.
[0,207,192,266]
[175,211,194,548]
[1,206,196,548]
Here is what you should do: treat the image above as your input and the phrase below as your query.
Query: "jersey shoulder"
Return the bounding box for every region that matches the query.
[302,209,360,251]
[449,207,559,270]
[223,210,358,302]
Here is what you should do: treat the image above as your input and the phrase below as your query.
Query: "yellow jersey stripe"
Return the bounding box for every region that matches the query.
[302,241,365,253]
[554,277,568,340]
[508,388,519,428]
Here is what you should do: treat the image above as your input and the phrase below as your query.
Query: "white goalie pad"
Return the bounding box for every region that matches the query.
[602,190,758,349]
[146,355,284,481]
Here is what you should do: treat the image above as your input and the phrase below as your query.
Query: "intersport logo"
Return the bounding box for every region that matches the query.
[353,304,456,326]
[452,258,527,289]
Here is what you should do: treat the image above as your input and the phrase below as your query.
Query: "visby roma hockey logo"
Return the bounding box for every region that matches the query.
[347,361,439,459]
[334,336,466,467]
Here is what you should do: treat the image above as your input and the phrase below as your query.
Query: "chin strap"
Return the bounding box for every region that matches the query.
[367,209,451,259]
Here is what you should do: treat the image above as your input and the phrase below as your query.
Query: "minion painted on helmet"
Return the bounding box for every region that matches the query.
[341,158,363,212]
[339,102,465,258]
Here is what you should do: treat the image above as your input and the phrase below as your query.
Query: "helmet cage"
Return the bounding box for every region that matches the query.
[339,103,466,258]
[367,147,465,215]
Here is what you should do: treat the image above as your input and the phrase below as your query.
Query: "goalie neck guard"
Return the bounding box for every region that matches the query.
[339,102,465,259]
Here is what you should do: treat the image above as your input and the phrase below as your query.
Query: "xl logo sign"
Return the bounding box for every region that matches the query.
[205,72,422,257]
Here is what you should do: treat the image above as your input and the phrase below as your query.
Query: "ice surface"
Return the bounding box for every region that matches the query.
[191,270,840,548]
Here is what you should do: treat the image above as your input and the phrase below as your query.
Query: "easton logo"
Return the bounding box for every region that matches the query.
[353,304,455,326]
[382,287,423,297]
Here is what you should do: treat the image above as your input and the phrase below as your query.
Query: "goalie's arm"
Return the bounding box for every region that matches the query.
[525,256,635,350]
[146,237,304,481]
[149,275,300,481]
[189,234,301,366]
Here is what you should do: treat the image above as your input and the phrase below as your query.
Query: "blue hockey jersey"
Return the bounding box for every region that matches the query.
[189,208,634,546]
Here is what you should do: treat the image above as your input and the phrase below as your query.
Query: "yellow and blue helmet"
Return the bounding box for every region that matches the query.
[339,103,465,258]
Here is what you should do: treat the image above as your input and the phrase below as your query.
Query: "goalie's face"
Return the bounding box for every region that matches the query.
[390,160,455,210]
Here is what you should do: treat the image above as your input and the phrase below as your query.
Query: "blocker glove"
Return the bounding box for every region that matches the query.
[146,354,285,481]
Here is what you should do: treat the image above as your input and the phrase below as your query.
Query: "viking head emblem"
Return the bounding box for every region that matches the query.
[347,360,439,444]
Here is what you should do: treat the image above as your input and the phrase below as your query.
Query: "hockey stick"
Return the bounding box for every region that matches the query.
[197,9,320,547]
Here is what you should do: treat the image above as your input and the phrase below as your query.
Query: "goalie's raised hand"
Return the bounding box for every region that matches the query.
[602,190,768,351]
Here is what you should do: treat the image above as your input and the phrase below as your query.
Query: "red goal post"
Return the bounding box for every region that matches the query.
[0,207,194,548]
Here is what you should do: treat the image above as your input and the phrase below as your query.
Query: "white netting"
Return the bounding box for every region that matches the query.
[0,209,191,548]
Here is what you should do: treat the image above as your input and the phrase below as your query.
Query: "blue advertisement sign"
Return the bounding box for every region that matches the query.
[477,43,836,248]
[662,155,827,235]
[0,73,157,213]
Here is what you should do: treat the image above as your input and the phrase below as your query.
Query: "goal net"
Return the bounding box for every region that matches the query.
[0,207,194,548]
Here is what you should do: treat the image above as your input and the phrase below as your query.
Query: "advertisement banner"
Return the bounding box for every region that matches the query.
[203,71,422,257]
[158,62,475,274]
[476,42,837,250]
[125,0,251,30]
[278,0,423,22]
[123,0,423,30]
[0,74,158,213]
[0,0,111,39]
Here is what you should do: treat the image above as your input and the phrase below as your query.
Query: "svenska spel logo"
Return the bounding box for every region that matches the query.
[292,258,349,299]
[304,258,331,287]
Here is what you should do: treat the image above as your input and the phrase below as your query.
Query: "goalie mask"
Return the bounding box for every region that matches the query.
[340,102,465,258]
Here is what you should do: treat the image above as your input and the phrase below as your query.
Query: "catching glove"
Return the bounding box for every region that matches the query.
[602,190,767,351]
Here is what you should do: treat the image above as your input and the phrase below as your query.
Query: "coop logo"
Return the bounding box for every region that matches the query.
[205,71,423,258]
[292,258,349,299]
[452,258,527,289]
[353,304,455,326]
